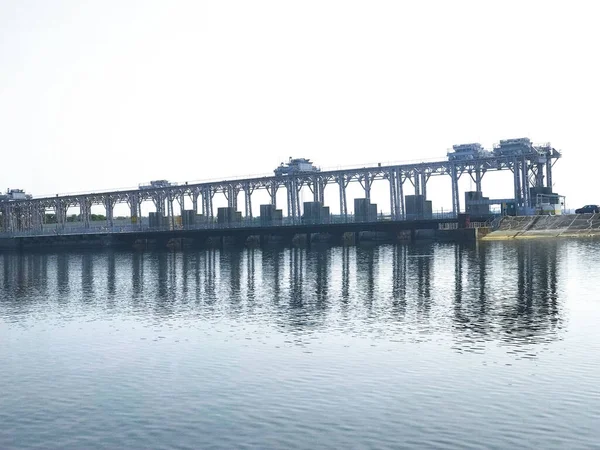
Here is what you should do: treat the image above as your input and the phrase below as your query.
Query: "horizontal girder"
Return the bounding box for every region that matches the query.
[0,151,560,211]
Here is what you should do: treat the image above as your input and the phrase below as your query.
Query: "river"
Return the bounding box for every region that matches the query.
[1,241,599,449]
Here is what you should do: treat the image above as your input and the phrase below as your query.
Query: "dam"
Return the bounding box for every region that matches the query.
[0,137,563,248]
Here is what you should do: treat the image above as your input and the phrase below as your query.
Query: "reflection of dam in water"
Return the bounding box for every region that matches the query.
[0,242,564,351]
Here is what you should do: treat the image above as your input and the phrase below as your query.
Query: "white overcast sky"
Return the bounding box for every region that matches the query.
[1,0,599,213]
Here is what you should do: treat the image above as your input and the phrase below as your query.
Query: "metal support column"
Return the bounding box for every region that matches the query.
[127,194,140,226]
[175,194,186,227]
[286,179,297,220]
[311,177,320,203]
[546,158,553,189]
[5,204,14,232]
[35,205,44,231]
[103,197,115,228]
[536,162,545,188]
[397,169,405,220]
[420,172,428,199]
[475,168,483,193]
[363,173,372,202]
[81,197,92,228]
[338,175,347,219]
[296,182,302,218]
[56,199,68,229]
[513,159,522,209]
[521,156,529,209]
[267,181,278,207]
[388,169,397,219]
[319,179,326,204]
[166,194,175,229]
[192,191,199,215]
[414,170,421,196]
[244,183,253,218]
[153,193,165,222]
[226,185,239,211]
[202,187,213,219]
[451,165,461,216]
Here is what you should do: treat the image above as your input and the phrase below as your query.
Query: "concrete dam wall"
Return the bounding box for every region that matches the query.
[484,214,600,240]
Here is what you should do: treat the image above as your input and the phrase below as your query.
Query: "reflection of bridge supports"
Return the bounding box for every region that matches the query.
[392,245,407,306]
[289,248,304,300]
[341,246,350,301]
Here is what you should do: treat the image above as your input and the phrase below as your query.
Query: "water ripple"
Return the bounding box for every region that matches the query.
[0,241,599,449]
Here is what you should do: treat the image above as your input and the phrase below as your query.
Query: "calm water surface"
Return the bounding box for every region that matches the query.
[1,241,600,449]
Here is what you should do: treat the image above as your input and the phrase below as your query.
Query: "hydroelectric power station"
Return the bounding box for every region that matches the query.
[0,138,562,248]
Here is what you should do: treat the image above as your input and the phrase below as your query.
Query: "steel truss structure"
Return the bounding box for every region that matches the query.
[1,146,561,233]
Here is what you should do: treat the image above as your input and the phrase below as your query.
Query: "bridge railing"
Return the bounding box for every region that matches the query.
[0,211,460,239]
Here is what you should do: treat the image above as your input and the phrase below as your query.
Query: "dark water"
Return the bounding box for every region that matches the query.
[1,242,599,450]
